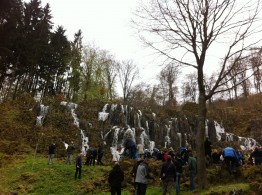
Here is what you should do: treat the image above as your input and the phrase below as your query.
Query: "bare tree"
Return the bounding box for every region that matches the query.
[134,0,262,189]
[99,51,118,100]
[117,60,139,103]
[181,72,198,102]
[158,63,179,106]
[237,59,251,98]
[204,73,216,104]
[128,82,158,107]
[250,48,262,93]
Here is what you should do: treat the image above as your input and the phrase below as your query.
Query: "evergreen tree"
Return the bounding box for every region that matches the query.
[67,29,83,101]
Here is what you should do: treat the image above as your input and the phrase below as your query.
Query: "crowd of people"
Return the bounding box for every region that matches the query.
[129,147,197,195]
[48,141,105,180]
[47,138,262,195]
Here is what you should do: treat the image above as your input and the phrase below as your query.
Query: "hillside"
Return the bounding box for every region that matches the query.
[0,92,262,194]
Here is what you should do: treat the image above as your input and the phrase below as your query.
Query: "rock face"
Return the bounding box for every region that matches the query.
[98,104,260,151]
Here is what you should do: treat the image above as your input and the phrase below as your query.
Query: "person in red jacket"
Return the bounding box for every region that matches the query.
[163,149,169,162]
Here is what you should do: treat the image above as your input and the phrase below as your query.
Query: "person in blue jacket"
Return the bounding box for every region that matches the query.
[222,147,238,173]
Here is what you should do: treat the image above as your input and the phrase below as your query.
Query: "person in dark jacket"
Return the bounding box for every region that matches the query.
[48,143,56,165]
[97,143,104,165]
[250,146,262,165]
[212,149,221,165]
[91,146,98,166]
[160,155,176,195]
[108,162,124,195]
[174,153,183,194]
[85,146,93,165]
[204,137,212,165]
[75,153,82,179]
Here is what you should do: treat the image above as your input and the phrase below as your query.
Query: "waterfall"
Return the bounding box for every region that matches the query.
[177,132,182,147]
[112,126,120,148]
[36,104,49,126]
[98,103,109,121]
[60,101,89,151]
[165,124,171,147]
[123,127,136,144]
[111,104,117,111]
[149,141,155,154]
[137,110,142,128]
[214,121,225,141]
[98,103,259,156]
[146,121,149,134]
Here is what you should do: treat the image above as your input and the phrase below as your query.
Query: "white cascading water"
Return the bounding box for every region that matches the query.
[98,103,109,121]
[60,101,89,152]
[99,104,156,159]
[207,120,257,150]
[165,124,171,147]
[177,132,182,147]
[36,102,259,159]
[36,104,49,126]
[100,103,259,156]
[214,121,225,141]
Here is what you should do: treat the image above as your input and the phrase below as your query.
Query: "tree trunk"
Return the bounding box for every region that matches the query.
[196,92,207,190]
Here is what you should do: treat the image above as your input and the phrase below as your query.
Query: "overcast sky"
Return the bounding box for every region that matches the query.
[39,0,162,87]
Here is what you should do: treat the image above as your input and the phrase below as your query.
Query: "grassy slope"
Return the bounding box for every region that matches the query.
[0,153,256,195]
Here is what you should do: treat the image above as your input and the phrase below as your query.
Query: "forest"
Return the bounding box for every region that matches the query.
[1,0,262,106]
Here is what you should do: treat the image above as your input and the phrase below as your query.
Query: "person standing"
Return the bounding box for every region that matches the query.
[159,155,176,195]
[204,137,212,165]
[211,149,221,165]
[137,143,144,158]
[163,149,169,162]
[48,143,56,165]
[91,145,98,166]
[75,153,82,179]
[250,146,262,165]
[108,162,124,195]
[66,141,75,165]
[132,158,144,193]
[86,146,93,165]
[135,158,151,195]
[188,152,197,191]
[174,153,183,195]
[97,143,104,165]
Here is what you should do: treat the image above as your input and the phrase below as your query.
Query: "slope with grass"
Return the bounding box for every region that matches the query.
[0,153,261,194]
